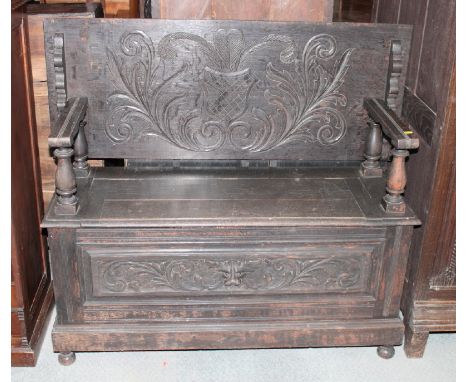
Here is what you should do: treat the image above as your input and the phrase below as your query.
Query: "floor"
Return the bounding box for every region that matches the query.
[12,309,455,382]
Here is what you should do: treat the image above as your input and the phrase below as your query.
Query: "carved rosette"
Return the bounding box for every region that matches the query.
[105,29,353,152]
[97,256,363,294]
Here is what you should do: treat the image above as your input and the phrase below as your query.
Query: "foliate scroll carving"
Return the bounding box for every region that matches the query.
[430,241,456,290]
[53,33,67,109]
[98,255,363,294]
[105,29,353,152]
[385,40,402,112]
[259,35,353,150]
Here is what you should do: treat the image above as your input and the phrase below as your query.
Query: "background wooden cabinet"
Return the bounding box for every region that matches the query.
[11,1,53,366]
[372,0,456,357]
[41,0,139,18]
[11,1,103,366]
[142,0,333,21]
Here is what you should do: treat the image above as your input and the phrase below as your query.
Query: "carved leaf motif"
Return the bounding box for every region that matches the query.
[100,256,363,293]
[106,31,191,147]
[259,34,354,150]
[105,30,353,152]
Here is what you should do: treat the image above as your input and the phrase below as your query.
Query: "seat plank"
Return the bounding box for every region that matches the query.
[42,166,420,227]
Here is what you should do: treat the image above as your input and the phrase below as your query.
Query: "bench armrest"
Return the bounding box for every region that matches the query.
[364,98,419,150]
[48,97,88,148]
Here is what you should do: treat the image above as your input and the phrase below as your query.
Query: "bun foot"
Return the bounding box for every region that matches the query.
[58,351,76,366]
[377,345,395,359]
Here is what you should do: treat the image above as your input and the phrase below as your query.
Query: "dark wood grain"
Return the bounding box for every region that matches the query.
[334,0,373,22]
[415,0,455,114]
[397,0,428,91]
[402,88,435,146]
[373,0,400,23]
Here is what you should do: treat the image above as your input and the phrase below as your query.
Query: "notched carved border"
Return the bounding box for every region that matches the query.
[385,40,402,113]
[53,33,67,110]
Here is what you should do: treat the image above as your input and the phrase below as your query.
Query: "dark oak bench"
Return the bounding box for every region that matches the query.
[42,19,419,365]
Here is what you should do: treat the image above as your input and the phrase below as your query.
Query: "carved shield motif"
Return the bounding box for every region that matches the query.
[201,67,255,122]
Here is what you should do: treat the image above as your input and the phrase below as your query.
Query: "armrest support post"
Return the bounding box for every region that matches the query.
[360,120,383,177]
[381,149,409,213]
[48,97,88,214]
[73,121,90,177]
[54,147,78,215]
[363,98,419,214]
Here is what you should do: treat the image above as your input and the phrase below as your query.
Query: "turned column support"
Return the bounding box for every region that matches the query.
[360,120,383,177]
[54,147,78,215]
[381,149,409,213]
[73,121,90,177]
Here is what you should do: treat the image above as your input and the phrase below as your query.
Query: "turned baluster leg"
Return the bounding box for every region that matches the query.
[381,149,409,213]
[360,120,383,177]
[73,121,90,177]
[54,147,78,215]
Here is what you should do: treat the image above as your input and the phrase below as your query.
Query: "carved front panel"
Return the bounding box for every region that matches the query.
[73,227,388,322]
[79,247,379,298]
[96,256,366,294]
[44,19,412,160]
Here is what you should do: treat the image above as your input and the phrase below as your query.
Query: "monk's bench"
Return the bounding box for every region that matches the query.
[41,19,419,365]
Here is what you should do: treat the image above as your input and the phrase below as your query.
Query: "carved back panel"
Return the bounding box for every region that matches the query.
[44,19,411,160]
